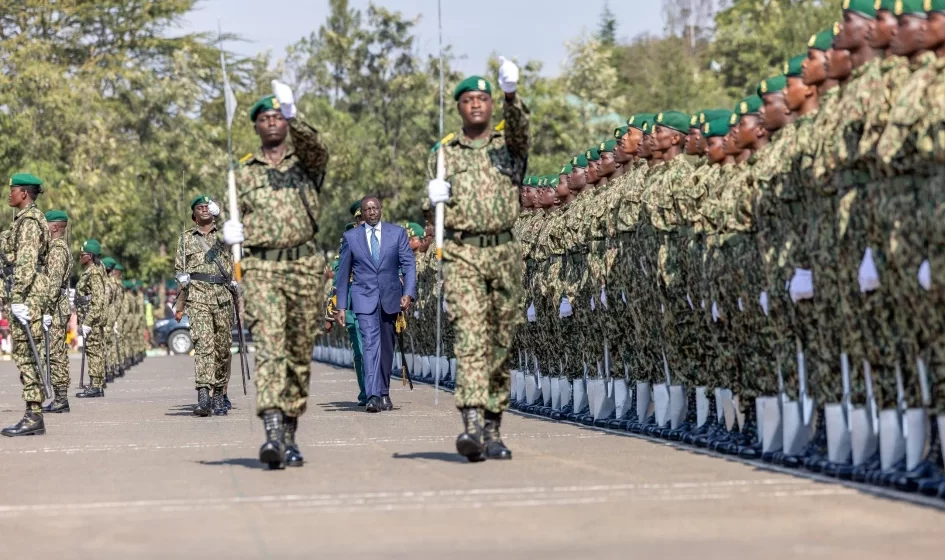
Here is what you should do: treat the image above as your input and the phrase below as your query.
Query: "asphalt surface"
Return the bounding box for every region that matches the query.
[0,355,943,559]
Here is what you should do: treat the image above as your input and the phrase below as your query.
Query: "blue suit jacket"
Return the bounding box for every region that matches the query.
[335,222,417,315]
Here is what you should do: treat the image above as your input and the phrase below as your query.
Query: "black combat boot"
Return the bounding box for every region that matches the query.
[1,406,46,437]
[456,408,486,462]
[223,394,232,411]
[42,387,70,413]
[483,411,512,460]
[193,388,211,417]
[259,410,286,469]
[211,392,227,416]
[75,385,104,398]
[283,415,304,467]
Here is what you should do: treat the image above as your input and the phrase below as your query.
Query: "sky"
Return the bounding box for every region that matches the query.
[180,0,664,77]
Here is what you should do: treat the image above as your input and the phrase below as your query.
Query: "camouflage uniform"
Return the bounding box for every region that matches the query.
[175,225,234,393]
[238,115,329,418]
[76,262,108,389]
[44,236,72,389]
[427,95,529,413]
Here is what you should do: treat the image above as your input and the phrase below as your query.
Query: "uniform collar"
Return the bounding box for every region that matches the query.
[13,202,36,220]
[456,129,501,149]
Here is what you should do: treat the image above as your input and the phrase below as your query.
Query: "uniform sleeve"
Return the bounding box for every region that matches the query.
[43,244,69,313]
[11,218,43,303]
[503,95,531,161]
[86,273,107,326]
[288,116,330,187]
[174,233,186,275]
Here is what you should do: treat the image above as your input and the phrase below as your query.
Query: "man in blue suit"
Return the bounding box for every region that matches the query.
[335,196,417,413]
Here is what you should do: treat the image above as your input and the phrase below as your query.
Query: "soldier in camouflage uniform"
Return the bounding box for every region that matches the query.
[101,257,122,383]
[1,174,50,436]
[41,210,73,414]
[425,63,529,462]
[176,195,235,418]
[74,239,108,400]
[223,83,329,469]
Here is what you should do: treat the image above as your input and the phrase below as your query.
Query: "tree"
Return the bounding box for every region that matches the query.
[598,2,618,47]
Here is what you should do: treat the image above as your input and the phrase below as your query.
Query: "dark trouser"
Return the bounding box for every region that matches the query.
[356,306,396,398]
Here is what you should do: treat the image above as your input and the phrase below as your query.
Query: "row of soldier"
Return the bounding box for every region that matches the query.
[498,0,945,493]
[2,173,148,436]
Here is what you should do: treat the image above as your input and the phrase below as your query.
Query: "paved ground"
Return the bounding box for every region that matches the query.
[0,355,943,559]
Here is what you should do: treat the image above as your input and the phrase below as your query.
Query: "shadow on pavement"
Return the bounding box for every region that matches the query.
[197,458,270,470]
[320,401,365,413]
[391,451,467,463]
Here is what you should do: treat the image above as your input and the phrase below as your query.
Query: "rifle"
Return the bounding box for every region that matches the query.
[0,255,52,399]
[229,284,251,395]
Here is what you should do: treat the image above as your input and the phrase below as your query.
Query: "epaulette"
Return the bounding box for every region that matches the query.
[431,132,456,153]
[239,153,254,164]
[494,119,505,132]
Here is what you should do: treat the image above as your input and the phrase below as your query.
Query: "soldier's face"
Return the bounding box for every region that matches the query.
[539,188,555,207]
[924,12,945,50]
[615,133,633,163]
[802,49,827,85]
[639,134,653,158]
[599,151,618,174]
[760,93,790,131]
[706,137,727,164]
[81,253,92,266]
[408,236,422,251]
[723,128,741,155]
[891,15,927,56]
[685,128,706,156]
[624,128,643,156]
[555,179,570,199]
[362,198,382,226]
[654,125,673,151]
[825,47,853,80]
[568,168,586,191]
[521,187,535,207]
[193,203,212,224]
[7,186,26,208]
[254,110,288,146]
[836,11,870,50]
[784,76,809,111]
[869,10,898,49]
[457,91,493,127]
[586,160,600,184]
[735,115,760,149]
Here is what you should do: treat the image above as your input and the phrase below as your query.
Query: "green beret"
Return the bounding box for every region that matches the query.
[876,0,896,10]
[571,153,589,168]
[614,125,629,139]
[122,279,134,289]
[82,239,101,256]
[560,163,573,175]
[45,210,68,223]
[893,0,926,15]
[343,222,356,231]
[599,139,617,153]
[453,75,492,100]
[627,113,656,131]
[546,175,560,187]
[655,111,691,134]
[586,146,601,162]
[703,118,731,138]
[784,55,806,77]
[929,0,945,11]
[758,75,788,97]
[404,222,425,238]
[736,95,763,117]
[190,194,212,211]
[9,173,42,192]
[843,0,876,18]
[349,200,362,217]
[701,109,733,124]
[101,257,116,270]
[522,176,533,187]
[249,95,280,122]
[115,263,125,271]
[690,113,702,128]
[808,29,835,51]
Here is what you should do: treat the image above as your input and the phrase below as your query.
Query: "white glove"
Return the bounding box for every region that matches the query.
[526,302,536,323]
[207,200,220,217]
[558,297,573,318]
[497,56,519,93]
[711,302,720,323]
[42,315,52,331]
[790,268,815,302]
[621,290,627,304]
[600,287,608,309]
[230,280,240,292]
[413,309,420,319]
[427,178,451,205]
[686,293,694,310]
[81,324,92,338]
[759,291,769,316]
[639,257,648,276]
[175,273,190,288]
[10,303,30,323]
[858,248,880,293]
[271,80,297,119]
[223,220,245,245]
[919,259,932,291]
[113,322,119,334]
[590,295,596,312]
[737,297,744,312]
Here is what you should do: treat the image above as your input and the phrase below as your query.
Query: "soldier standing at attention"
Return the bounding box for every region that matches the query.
[222,81,329,469]
[426,57,529,462]
[1,174,50,436]
[41,210,73,414]
[74,240,108,399]
[176,195,235,418]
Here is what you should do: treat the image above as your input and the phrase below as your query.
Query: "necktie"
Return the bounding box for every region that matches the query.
[370,227,380,264]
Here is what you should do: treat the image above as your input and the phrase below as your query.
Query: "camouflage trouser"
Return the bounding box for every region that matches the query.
[10,311,45,408]
[706,237,738,393]
[925,169,945,414]
[48,318,70,389]
[609,234,645,381]
[188,300,234,392]
[443,240,524,414]
[244,254,323,418]
[86,327,107,389]
[533,258,563,377]
[636,229,668,385]
[728,234,775,401]
[563,254,591,380]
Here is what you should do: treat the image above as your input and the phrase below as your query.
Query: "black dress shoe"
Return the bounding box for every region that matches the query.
[381,396,393,411]
[75,386,104,398]
[283,415,304,467]
[193,388,211,417]
[259,409,285,469]
[365,396,383,413]
[1,410,45,437]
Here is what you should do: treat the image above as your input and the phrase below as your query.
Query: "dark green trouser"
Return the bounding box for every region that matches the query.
[346,314,366,404]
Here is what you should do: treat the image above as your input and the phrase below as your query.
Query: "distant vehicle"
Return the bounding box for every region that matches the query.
[153,314,252,355]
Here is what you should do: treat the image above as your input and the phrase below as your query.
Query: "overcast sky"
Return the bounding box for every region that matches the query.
[180,0,665,77]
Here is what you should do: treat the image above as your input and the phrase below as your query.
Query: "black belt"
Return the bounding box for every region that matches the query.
[75,295,91,306]
[248,245,316,262]
[445,229,514,248]
[190,273,229,285]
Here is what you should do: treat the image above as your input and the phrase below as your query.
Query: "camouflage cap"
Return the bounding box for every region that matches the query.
[757,75,788,97]
[843,0,877,18]
[808,29,835,51]
[784,54,806,77]
[586,146,602,162]
[655,111,691,134]
[703,118,731,138]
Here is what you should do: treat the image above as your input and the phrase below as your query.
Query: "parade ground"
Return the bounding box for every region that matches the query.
[0,356,943,559]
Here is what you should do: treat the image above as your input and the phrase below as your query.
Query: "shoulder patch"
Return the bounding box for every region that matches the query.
[239,153,253,164]
[494,119,506,132]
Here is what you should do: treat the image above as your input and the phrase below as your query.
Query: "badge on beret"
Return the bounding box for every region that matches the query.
[643,123,649,132]
[809,34,817,47]
[730,113,738,125]
[657,112,664,123]
[571,157,578,165]
[740,101,748,114]
[833,21,840,35]
[272,98,281,109]
[600,142,606,150]
[585,150,591,159]
[699,113,706,124]
[760,81,768,94]
[843,0,851,9]
[925,0,931,10]
[784,61,790,73]
[628,116,635,125]
[875,0,881,9]
[478,79,486,90]
[690,115,697,126]
[895,0,902,15]
[614,129,620,138]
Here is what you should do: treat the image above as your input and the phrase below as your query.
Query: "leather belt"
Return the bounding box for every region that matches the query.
[248,245,315,262]
[445,229,513,248]
[190,273,229,285]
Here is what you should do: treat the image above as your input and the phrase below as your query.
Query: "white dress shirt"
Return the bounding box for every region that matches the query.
[364,222,382,254]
